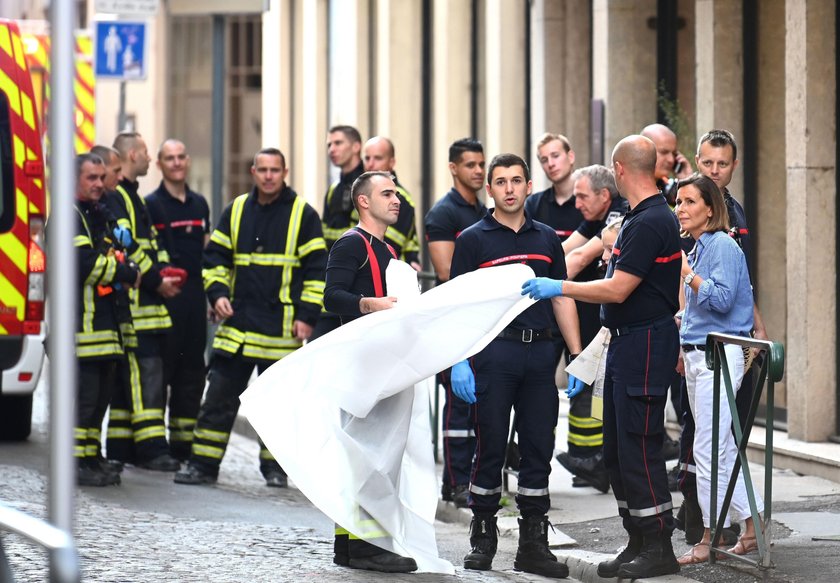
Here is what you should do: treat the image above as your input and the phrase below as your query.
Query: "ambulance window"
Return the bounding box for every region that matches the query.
[0,91,13,233]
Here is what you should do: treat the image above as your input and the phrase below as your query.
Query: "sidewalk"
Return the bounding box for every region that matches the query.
[436,398,840,583]
[234,397,840,583]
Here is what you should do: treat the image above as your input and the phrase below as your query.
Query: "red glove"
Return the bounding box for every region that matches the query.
[160,266,188,287]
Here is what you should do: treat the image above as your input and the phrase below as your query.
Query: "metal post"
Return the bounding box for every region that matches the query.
[117,81,127,131]
[48,0,81,581]
[211,15,225,224]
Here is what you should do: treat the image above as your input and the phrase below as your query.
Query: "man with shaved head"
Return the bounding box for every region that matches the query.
[641,123,693,206]
[522,135,682,579]
[362,136,421,269]
[145,139,211,462]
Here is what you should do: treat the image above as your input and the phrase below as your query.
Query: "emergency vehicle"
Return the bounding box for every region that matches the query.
[0,19,47,440]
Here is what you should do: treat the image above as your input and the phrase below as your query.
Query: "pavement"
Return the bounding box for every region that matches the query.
[237,393,840,583]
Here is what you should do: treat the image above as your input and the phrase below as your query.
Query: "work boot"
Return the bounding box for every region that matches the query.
[347,539,417,573]
[683,491,704,545]
[463,514,498,570]
[93,458,121,485]
[333,533,349,567]
[597,528,643,578]
[441,481,453,502]
[616,532,679,579]
[77,464,109,487]
[264,470,288,488]
[174,463,217,485]
[556,451,610,493]
[513,515,569,578]
[137,453,181,472]
[452,484,469,508]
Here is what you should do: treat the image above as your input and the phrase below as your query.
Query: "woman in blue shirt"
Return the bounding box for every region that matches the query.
[675,174,763,564]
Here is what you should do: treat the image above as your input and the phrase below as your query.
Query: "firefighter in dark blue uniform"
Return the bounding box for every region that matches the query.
[311,126,366,340]
[323,171,418,574]
[523,135,682,579]
[451,154,582,579]
[174,147,327,487]
[424,138,487,508]
[145,139,211,462]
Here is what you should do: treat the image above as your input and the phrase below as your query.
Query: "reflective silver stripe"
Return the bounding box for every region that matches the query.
[441,429,476,438]
[518,486,549,497]
[616,499,628,509]
[470,483,502,496]
[626,501,674,518]
[678,462,697,474]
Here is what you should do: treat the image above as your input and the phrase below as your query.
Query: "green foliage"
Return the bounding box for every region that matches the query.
[657,81,696,168]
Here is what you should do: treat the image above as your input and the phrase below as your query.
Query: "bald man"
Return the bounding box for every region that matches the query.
[362,136,421,269]
[522,135,682,579]
[641,123,693,206]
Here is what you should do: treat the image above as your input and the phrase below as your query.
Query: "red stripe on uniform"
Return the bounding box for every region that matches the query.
[654,251,681,263]
[478,254,553,268]
[612,247,621,256]
[555,230,573,237]
[170,219,204,228]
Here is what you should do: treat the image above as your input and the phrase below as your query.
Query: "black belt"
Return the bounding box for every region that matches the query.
[496,327,553,343]
[608,315,674,337]
[681,344,706,352]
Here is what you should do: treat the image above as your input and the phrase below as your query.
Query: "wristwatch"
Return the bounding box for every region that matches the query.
[683,272,696,286]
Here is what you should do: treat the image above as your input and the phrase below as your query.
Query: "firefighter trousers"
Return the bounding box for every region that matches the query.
[187,354,282,478]
[439,368,475,489]
[77,359,117,462]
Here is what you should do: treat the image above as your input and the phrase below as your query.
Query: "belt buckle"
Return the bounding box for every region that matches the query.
[522,329,533,343]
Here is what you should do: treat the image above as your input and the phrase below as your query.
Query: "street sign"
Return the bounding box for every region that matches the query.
[94,21,147,80]
[95,0,159,18]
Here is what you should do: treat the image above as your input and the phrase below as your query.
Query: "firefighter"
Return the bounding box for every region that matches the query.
[323,171,417,573]
[73,153,141,486]
[104,132,183,472]
[174,147,327,487]
[311,125,365,340]
[145,139,211,461]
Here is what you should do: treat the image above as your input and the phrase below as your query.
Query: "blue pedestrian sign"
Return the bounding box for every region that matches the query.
[94,21,147,80]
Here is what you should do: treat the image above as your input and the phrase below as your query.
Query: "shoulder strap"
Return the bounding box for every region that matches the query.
[343,229,394,298]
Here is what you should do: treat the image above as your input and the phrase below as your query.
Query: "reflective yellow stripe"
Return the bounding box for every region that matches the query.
[0,25,11,57]
[0,69,21,117]
[134,426,166,442]
[109,409,131,421]
[568,415,604,429]
[385,226,407,247]
[131,409,165,423]
[298,236,327,257]
[232,253,301,267]
[193,444,225,460]
[107,428,134,439]
[195,428,229,443]
[76,342,123,358]
[210,230,232,249]
[128,351,142,412]
[567,433,604,447]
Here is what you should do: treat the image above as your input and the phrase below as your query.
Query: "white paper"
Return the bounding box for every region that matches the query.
[240,262,536,573]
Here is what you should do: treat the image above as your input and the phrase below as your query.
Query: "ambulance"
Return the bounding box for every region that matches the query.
[0,19,47,440]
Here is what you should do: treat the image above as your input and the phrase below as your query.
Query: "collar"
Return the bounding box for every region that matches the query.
[156,181,193,203]
[447,187,482,208]
[249,184,296,206]
[341,161,365,183]
[478,208,533,232]
[626,192,667,216]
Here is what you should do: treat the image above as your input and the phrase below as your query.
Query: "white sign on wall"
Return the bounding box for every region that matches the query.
[95,0,160,18]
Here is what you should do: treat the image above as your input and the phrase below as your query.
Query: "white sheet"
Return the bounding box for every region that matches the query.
[239,262,536,573]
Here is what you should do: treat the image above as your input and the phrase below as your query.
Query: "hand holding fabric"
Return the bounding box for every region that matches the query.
[521,278,564,300]
[451,360,476,404]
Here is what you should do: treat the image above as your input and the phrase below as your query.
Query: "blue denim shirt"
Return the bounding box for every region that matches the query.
[680,230,754,345]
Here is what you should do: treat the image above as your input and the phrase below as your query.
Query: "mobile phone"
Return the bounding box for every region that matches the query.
[674,159,684,175]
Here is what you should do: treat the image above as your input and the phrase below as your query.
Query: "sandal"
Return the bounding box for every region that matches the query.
[728,535,758,555]
[677,543,711,565]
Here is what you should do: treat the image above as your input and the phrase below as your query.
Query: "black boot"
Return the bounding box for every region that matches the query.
[597,529,643,578]
[683,491,704,545]
[513,515,569,579]
[347,539,417,573]
[616,532,679,579]
[463,514,498,571]
[555,451,610,493]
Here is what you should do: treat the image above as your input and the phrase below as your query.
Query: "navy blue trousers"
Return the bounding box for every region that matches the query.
[440,368,476,488]
[469,338,558,517]
[603,322,678,536]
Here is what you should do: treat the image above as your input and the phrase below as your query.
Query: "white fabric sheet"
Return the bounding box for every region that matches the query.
[239,262,536,573]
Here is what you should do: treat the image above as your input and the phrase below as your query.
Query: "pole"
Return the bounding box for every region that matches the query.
[48,0,81,580]
[118,81,127,131]
[211,15,225,224]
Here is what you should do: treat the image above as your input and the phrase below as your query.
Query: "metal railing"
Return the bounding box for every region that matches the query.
[705,332,785,570]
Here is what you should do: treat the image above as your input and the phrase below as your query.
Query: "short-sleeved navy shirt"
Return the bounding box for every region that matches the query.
[144,183,210,279]
[524,187,582,242]
[450,210,567,331]
[424,188,486,243]
[576,196,629,239]
[600,194,681,328]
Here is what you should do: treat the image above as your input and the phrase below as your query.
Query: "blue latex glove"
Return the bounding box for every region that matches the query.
[521,277,563,300]
[112,225,133,248]
[451,360,476,404]
[565,374,586,398]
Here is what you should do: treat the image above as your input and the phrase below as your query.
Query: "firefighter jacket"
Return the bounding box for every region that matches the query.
[203,186,327,363]
[104,178,172,333]
[74,200,140,360]
[321,162,364,248]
